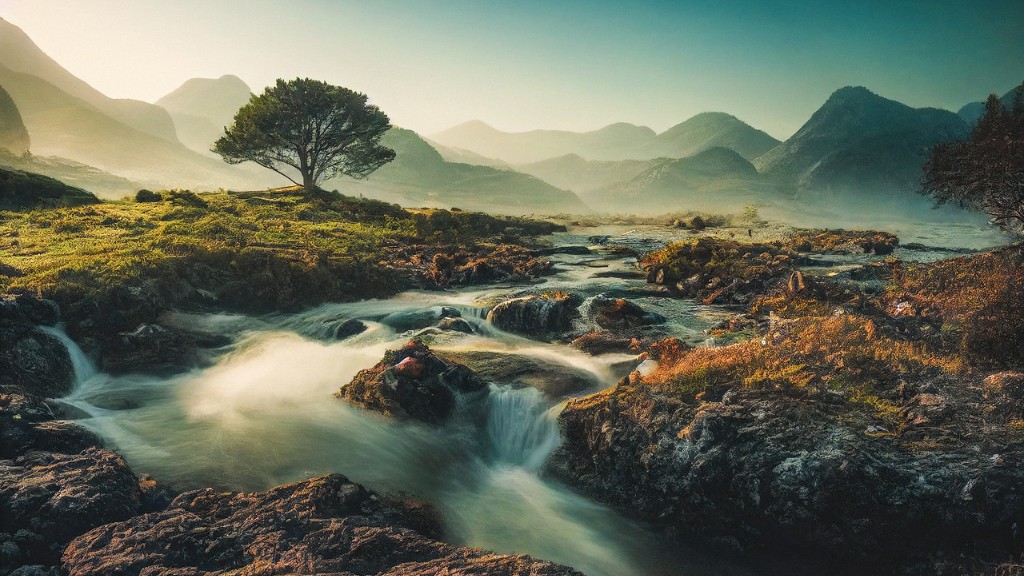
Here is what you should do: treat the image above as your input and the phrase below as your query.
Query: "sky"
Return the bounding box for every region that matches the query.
[0,0,1021,139]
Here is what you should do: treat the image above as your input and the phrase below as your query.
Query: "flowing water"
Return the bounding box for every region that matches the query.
[56,222,1007,575]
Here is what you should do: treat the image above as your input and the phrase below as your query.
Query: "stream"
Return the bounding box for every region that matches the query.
[53,221,1010,576]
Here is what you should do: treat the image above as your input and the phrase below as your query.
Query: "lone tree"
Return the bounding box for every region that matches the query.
[920,82,1024,231]
[214,78,395,190]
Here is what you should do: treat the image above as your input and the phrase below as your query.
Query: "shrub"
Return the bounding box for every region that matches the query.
[135,189,162,203]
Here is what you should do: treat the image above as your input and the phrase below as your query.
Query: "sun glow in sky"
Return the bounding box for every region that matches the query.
[1,0,1021,139]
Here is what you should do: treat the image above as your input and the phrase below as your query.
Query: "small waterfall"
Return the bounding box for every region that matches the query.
[485,384,561,470]
[39,325,97,385]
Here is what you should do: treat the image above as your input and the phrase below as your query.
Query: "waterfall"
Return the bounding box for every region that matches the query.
[38,325,97,385]
[484,384,561,470]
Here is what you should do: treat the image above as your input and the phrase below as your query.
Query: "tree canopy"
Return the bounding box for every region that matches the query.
[920,83,1024,231]
[213,78,395,190]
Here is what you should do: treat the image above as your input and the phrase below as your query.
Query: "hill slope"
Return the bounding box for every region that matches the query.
[0,17,178,143]
[334,128,589,214]
[585,147,777,213]
[0,84,29,155]
[754,86,968,201]
[515,153,654,194]
[0,165,98,210]
[0,64,265,193]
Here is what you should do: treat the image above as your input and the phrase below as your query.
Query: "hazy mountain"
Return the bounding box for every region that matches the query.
[426,140,510,168]
[431,120,656,164]
[957,86,1019,125]
[157,75,253,155]
[0,84,29,155]
[643,112,780,161]
[515,153,654,194]
[585,147,777,213]
[334,127,589,214]
[432,114,777,165]
[0,17,178,143]
[754,86,968,203]
[0,63,265,193]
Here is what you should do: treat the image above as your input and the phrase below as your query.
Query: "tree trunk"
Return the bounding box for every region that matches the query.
[302,170,315,191]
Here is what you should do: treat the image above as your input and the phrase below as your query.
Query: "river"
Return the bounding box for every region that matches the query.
[54,221,1010,576]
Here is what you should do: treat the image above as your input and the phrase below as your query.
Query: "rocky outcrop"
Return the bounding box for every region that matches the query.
[1,448,143,569]
[587,295,665,330]
[99,323,198,376]
[62,474,582,576]
[338,341,486,424]
[487,293,581,338]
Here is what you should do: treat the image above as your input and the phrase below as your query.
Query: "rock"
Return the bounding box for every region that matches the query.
[338,341,486,424]
[436,317,474,334]
[334,318,367,340]
[100,323,197,376]
[380,306,461,332]
[0,392,102,458]
[9,566,61,576]
[10,295,60,327]
[444,350,599,399]
[62,474,582,576]
[487,293,581,339]
[570,331,642,355]
[0,448,143,567]
[550,382,1024,572]
[587,296,665,330]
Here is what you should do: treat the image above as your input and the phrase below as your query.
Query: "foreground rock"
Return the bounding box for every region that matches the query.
[338,340,486,424]
[1,448,143,569]
[63,474,582,576]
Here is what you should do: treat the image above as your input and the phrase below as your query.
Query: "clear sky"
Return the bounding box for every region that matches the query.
[1,0,1021,139]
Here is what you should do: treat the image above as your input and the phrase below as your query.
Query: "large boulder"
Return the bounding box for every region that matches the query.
[99,323,198,376]
[0,448,143,567]
[0,296,74,398]
[443,350,599,399]
[337,341,485,424]
[0,392,101,459]
[487,293,581,339]
[586,296,665,330]
[62,474,582,576]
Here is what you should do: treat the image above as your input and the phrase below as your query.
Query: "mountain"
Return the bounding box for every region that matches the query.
[584,147,777,213]
[0,17,178,143]
[642,112,780,161]
[515,153,654,194]
[0,84,29,155]
[156,75,253,155]
[754,86,968,203]
[957,86,1020,125]
[426,140,510,169]
[431,120,656,164]
[0,63,267,193]
[333,127,589,214]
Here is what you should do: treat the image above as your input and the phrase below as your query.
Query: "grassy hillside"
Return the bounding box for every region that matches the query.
[0,166,98,210]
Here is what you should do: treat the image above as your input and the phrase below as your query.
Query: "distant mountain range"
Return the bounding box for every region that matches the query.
[431,113,779,165]
[0,15,1016,218]
[957,86,1019,125]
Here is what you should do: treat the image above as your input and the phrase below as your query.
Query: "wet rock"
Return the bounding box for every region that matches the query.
[0,320,74,398]
[335,318,367,340]
[436,316,474,334]
[487,293,581,339]
[100,323,198,376]
[570,331,642,356]
[338,341,485,424]
[444,350,599,399]
[587,296,665,330]
[0,392,102,458]
[62,474,582,576]
[0,448,143,567]
[380,306,461,332]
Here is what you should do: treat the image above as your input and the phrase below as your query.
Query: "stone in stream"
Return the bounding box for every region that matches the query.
[338,340,485,424]
[99,323,199,376]
[587,296,666,330]
[334,318,368,340]
[379,306,462,332]
[61,474,584,576]
[443,350,599,400]
[486,293,582,339]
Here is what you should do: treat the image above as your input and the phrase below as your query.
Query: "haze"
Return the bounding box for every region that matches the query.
[2,0,1021,139]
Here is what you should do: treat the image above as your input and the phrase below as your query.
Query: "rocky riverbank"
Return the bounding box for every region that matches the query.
[550,240,1024,575]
